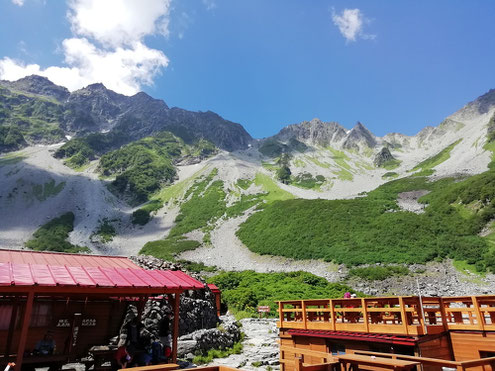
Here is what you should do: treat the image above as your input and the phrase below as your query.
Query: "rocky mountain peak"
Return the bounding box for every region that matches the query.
[373,147,396,167]
[274,118,347,147]
[1,74,70,101]
[342,121,377,151]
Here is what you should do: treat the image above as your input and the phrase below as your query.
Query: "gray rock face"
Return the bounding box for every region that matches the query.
[275,118,348,147]
[267,118,378,154]
[374,147,396,167]
[0,75,253,151]
[1,75,70,101]
[342,122,377,151]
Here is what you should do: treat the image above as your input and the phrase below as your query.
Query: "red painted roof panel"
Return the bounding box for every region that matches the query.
[0,250,204,291]
[0,249,140,269]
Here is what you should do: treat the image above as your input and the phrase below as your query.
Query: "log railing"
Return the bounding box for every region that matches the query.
[277,295,495,335]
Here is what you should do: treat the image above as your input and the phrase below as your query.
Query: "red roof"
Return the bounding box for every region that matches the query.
[0,249,139,269]
[0,249,204,292]
[207,283,221,293]
[288,329,418,346]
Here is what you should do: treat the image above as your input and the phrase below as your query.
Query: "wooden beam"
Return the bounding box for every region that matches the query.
[172,291,181,363]
[361,298,369,333]
[5,296,18,356]
[471,296,485,331]
[15,291,34,370]
[398,297,409,335]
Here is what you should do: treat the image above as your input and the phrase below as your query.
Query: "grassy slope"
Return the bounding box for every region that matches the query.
[412,139,462,173]
[237,170,495,270]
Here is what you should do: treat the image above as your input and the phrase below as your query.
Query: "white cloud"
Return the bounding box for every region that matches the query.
[11,0,25,6]
[202,0,216,11]
[67,0,171,47]
[332,8,375,43]
[0,0,171,95]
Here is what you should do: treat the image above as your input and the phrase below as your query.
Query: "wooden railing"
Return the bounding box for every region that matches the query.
[280,346,495,371]
[277,295,495,335]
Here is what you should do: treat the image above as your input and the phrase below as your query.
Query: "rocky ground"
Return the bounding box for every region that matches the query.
[204,317,280,371]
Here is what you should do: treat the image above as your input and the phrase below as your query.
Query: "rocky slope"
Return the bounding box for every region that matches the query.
[0,75,253,152]
[1,80,495,296]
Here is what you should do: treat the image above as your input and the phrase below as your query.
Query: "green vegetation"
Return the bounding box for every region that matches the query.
[411,139,462,174]
[92,219,117,243]
[236,178,253,190]
[99,132,184,203]
[139,169,226,260]
[307,156,331,169]
[276,153,292,184]
[0,152,27,166]
[382,172,399,179]
[209,271,355,317]
[254,173,294,203]
[328,147,351,170]
[291,173,325,189]
[169,169,226,238]
[25,212,90,253]
[0,88,65,151]
[226,194,264,218]
[348,266,410,281]
[335,168,354,181]
[192,340,243,365]
[381,159,401,170]
[139,238,200,261]
[32,179,65,201]
[238,172,495,270]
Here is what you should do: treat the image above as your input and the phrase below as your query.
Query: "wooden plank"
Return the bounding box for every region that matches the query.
[472,296,485,331]
[330,300,336,331]
[119,364,179,371]
[398,297,409,335]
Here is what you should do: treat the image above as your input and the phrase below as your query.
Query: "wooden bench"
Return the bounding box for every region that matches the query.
[337,354,420,371]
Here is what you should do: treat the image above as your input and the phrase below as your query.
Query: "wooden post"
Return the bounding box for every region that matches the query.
[472,296,485,331]
[330,300,336,331]
[302,301,307,330]
[362,298,369,333]
[16,291,34,370]
[438,297,448,331]
[172,291,181,363]
[398,297,409,335]
[295,355,303,371]
[5,296,18,356]
[279,301,284,325]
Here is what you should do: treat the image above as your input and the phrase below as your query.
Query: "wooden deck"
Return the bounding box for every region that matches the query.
[277,295,495,335]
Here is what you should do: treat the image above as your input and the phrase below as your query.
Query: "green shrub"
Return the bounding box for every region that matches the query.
[25,212,90,253]
[237,173,494,267]
[348,266,410,281]
[139,238,200,261]
[132,209,151,225]
[209,271,355,317]
[93,219,116,243]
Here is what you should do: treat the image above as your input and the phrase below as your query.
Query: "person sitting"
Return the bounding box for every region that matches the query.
[34,332,56,355]
[113,345,131,370]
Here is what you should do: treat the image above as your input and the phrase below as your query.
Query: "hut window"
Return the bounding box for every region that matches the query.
[0,305,13,330]
[30,303,53,327]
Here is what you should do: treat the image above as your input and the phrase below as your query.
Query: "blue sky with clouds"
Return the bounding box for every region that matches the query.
[1,0,494,138]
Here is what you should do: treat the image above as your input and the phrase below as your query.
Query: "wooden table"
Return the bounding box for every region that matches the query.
[337,354,420,371]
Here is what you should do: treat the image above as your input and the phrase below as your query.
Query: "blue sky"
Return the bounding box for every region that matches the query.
[1,0,494,139]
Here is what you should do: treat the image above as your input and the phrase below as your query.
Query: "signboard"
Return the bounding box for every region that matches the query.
[258,306,270,313]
